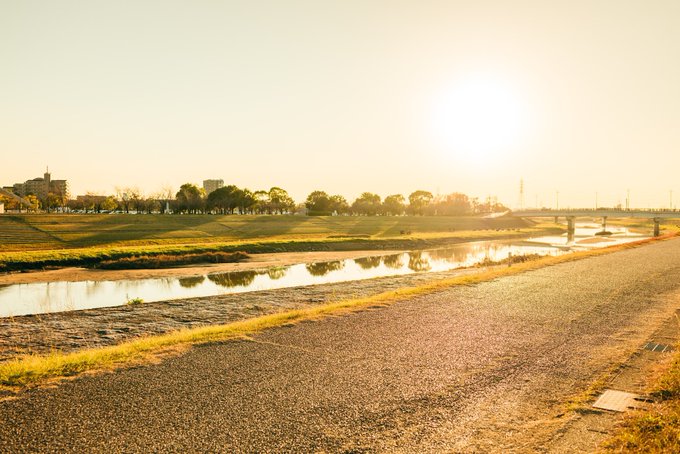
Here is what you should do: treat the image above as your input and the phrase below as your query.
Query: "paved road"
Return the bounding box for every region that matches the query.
[3,239,680,452]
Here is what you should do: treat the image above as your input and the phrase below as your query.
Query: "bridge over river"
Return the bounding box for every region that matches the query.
[512,209,680,239]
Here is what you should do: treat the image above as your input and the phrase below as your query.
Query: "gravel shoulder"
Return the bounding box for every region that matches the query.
[2,238,680,451]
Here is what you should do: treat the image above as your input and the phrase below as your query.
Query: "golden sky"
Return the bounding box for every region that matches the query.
[2,1,680,208]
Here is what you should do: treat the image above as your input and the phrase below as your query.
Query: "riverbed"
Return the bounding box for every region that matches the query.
[0,224,647,318]
[0,224,651,360]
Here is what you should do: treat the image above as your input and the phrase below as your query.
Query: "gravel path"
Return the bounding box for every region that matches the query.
[3,238,680,452]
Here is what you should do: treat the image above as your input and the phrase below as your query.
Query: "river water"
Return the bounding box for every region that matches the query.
[0,224,648,317]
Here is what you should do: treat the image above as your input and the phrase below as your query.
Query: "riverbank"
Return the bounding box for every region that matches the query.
[0,265,482,361]
[0,225,549,273]
[0,232,677,451]
[0,234,675,390]
[0,213,535,252]
[0,250,399,285]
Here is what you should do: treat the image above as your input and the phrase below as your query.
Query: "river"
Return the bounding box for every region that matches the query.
[0,224,647,317]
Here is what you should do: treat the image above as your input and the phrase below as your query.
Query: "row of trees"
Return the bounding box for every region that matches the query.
[305,190,507,216]
[177,184,296,214]
[67,185,298,215]
[0,192,69,213]
[2,182,507,216]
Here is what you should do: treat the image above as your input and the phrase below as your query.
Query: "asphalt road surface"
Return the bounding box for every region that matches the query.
[3,238,680,453]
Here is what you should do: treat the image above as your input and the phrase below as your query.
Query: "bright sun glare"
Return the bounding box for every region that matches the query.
[432,76,528,164]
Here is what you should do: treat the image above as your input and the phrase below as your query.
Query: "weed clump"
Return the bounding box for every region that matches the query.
[477,253,543,268]
[97,251,249,270]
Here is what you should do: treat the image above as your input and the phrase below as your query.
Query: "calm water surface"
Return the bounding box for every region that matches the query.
[0,224,647,317]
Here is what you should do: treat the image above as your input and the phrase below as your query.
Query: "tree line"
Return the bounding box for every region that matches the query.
[306,190,507,216]
[177,184,295,214]
[66,185,297,214]
[1,182,507,216]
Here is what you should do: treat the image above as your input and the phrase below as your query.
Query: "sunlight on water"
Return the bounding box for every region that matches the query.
[0,224,649,317]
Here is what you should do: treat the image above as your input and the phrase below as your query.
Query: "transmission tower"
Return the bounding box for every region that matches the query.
[518,178,525,210]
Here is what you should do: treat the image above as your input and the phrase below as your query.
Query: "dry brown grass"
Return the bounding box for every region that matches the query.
[603,340,680,452]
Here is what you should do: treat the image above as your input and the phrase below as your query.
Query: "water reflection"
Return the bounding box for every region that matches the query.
[427,247,472,263]
[208,270,258,288]
[306,261,344,276]
[354,256,382,270]
[178,276,205,288]
[0,224,651,318]
[267,267,288,280]
[382,254,404,269]
[408,252,432,272]
[85,280,104,297]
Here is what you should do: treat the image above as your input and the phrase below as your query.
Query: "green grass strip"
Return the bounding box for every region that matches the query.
[0,234,675,392]
[0,226,558,272]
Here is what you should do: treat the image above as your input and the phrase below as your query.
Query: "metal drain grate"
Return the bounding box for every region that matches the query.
[593,389,651,412]
[643,342,673,353]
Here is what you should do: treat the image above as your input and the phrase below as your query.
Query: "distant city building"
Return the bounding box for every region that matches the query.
[10,168,70,201]
[50,180,69,198]
[203,179,224,195]
[23,177,49,200]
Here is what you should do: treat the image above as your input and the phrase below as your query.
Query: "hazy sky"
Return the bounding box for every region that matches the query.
[2,1,680,208]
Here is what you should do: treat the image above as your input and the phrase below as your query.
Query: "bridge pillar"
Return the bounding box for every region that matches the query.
[654,218,660,236]
[554,216,559,224]
[567,216,575,243]
[602,216,608,233]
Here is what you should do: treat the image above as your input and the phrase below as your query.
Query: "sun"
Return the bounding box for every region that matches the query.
[431,75,528,165]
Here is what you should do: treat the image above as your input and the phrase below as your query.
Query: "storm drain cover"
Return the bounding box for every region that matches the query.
[643,342,673,353]
[593,390,650,412]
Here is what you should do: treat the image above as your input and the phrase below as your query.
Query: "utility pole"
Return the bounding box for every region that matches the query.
[518,178,525,210]
[626,189,630,210]
[595,192,598,210]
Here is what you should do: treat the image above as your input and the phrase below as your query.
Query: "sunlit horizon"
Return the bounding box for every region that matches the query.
[2,1,680,209]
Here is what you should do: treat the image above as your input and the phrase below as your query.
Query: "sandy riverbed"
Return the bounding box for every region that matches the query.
[0,250,399,285]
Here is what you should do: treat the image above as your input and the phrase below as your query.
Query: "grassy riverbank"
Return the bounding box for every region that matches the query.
[0,233,674,393]
[0,213,533,251]
[0,215,556,272]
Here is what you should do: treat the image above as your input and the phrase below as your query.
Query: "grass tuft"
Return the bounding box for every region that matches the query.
[125,297,144,305]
